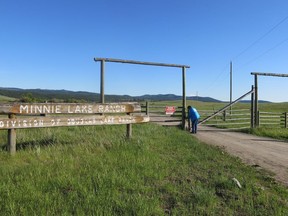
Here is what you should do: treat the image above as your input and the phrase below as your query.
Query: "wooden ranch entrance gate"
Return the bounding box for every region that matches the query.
[198,72,288,129]
[94,58,190,129]
[0,102,149,154]
[199,86,256,127]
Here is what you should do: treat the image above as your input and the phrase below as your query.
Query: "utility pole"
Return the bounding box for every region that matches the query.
[230,61,233,114]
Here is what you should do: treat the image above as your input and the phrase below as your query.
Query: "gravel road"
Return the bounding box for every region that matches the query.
[194,125,288,186]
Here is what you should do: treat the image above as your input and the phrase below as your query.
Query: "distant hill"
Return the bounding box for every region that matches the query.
[240,100,271,103]
[0,87,235,103]
[0,87,127,102]
[136,94,221,102]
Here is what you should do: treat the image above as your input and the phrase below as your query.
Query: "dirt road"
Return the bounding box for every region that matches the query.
[194,126,288,186]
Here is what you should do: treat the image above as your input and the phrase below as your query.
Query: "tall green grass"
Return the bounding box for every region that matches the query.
[243,127,288,141]
[0,124,287,215]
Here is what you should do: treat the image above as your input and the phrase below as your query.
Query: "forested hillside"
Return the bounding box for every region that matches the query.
[0,87,221,103]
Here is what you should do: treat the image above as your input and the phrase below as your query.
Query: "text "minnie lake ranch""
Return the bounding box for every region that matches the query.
[18,104,128,114]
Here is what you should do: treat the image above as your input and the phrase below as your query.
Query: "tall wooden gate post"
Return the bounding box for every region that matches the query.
[8,114,16,155]
[100,59,105,103]
[254,74,259,127]
[182,66,186,130]
[251,85,255,128]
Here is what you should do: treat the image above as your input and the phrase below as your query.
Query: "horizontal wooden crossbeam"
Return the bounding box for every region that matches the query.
[94,57,190,68]
[251,72,288,77]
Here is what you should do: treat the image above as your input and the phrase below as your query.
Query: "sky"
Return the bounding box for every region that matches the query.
[1,0,288,102]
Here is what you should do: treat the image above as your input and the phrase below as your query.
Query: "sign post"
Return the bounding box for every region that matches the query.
[8,114,16,155]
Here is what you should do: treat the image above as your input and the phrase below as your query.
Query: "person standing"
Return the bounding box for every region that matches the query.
[187,106,200,134]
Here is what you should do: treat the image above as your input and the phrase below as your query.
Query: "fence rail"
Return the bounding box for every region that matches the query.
[200,109,288,129]
[259,111,287,128]
[141,103,182,126]
[199,109,251,129]
[141,101,288,129]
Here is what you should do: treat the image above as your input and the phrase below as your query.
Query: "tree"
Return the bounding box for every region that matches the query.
[20,93,37,102]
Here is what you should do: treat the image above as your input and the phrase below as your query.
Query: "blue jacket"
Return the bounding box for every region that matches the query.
[188,107,200,121]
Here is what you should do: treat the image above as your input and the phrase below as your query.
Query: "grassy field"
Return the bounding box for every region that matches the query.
[0,124,288,215]
[149,99,288,113]
[0,95,16,102]
[147,99,288,111]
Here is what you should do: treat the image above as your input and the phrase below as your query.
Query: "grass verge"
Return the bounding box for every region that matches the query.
[0,124,287,215]
[242,127,288,142]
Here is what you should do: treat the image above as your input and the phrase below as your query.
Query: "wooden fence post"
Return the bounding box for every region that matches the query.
[285,112,287,128]
[8,114,16,155]
[146,101,149,116]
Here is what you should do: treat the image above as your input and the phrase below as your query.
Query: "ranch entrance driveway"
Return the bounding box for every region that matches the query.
[194,126,288,187]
